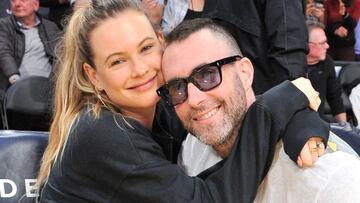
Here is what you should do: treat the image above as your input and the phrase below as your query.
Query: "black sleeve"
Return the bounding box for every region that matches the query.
[256,80,329,164]
[343,14,357,30]
[263,0,308,82]
[325,56,346,116]
[283,109,330,162]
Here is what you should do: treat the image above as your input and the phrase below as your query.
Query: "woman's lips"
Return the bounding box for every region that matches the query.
[128,75,157,91]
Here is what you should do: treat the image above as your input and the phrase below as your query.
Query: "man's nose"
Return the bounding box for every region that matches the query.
[186,83,207,107]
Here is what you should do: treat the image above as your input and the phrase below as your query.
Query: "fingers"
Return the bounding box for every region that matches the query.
[297,137,325,168]
[298,142,315,168]
[308,139,319,164]
[297,156,303,168]
[317,142,325,157]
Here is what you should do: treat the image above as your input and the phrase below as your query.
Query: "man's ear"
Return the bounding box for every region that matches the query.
[236,57,254,91]
[34,0,40,12]
[83,63,103,90]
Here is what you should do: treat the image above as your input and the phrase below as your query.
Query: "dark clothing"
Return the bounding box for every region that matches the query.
[306,55,346,119]
[40,81,327,203]
[202,0,308,94]
[324,0,360,60]
[0,15,60,95]
[184,9,203,20]
[40,0,72,30]
[356,54,360,61]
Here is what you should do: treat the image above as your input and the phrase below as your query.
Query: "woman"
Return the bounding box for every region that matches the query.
[324,0,360,60]
[37,0,326,202]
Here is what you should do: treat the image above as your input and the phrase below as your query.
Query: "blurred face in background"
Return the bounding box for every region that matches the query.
[11,0,39,19]
[308,27,329,64]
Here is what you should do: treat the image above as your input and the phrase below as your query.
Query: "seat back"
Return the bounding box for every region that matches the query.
[338,62,360,94]
[1,76,51,130]
[0,130,48,203]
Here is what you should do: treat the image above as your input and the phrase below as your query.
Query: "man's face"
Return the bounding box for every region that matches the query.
[11,0,39,19]
[308,28,329,62]
[162,29,248,146]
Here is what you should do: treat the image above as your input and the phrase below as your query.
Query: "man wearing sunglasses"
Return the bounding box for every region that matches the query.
[158,18,360,202]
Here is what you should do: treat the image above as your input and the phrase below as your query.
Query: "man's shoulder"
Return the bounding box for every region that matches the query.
[39,16,60,33]
[0,15,14,27]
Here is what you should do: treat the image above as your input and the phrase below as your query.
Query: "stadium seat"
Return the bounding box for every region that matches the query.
[0,130,48,203]
[0,76,51,131]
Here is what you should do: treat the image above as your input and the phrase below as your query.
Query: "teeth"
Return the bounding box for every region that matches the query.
[198,107,219,120]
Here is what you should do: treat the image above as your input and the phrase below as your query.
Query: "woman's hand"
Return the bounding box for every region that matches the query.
[297,137,325,167]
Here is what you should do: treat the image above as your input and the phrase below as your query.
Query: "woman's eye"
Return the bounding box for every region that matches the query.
[141,45,153,52]
[110,59,125,67]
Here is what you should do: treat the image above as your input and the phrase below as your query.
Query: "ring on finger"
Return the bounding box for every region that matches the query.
[316,142,325,149]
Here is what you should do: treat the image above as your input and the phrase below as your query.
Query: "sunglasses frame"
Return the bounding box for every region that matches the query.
[157,55,242,106]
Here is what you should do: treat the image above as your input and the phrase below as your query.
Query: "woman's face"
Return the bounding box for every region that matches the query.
[84,9,164,116]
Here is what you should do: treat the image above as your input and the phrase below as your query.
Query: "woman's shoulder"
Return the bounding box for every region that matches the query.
[70,109,166,161]
[74,109,146,141]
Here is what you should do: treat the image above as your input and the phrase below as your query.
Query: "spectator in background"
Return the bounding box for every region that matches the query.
[355,19,360,61]
[71,0,89,10]
[306,0,325,23]
[306,20,347,123]
[324,0,360,61]
[39,0,71,30]
[161,0,204,35]
[0,0,60,96]
[141,0,164,29]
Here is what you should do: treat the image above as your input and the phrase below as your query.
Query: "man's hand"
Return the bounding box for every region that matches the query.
[297,137,325,168]
[291,77,321,111]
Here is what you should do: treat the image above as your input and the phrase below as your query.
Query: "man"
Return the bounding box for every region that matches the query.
[306,20,347,123]
[0,0,60,97]
[159,18,360,202]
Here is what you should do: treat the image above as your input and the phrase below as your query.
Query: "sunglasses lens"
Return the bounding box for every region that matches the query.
[168,80,187,106]
[193,65,221,91]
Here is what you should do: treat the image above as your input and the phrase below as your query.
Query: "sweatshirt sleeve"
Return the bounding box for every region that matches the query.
[255,80,329,164]
[283,109,330,162]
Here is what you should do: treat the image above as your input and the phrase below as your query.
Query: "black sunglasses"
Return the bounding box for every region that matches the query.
[157,55,242,106]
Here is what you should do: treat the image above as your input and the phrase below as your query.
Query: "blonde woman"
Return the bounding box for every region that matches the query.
[37,0,327,202]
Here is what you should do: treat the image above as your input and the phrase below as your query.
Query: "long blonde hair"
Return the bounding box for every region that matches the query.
[37,0,144,187]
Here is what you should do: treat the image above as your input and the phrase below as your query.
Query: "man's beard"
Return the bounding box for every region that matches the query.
[182,75,247,146]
